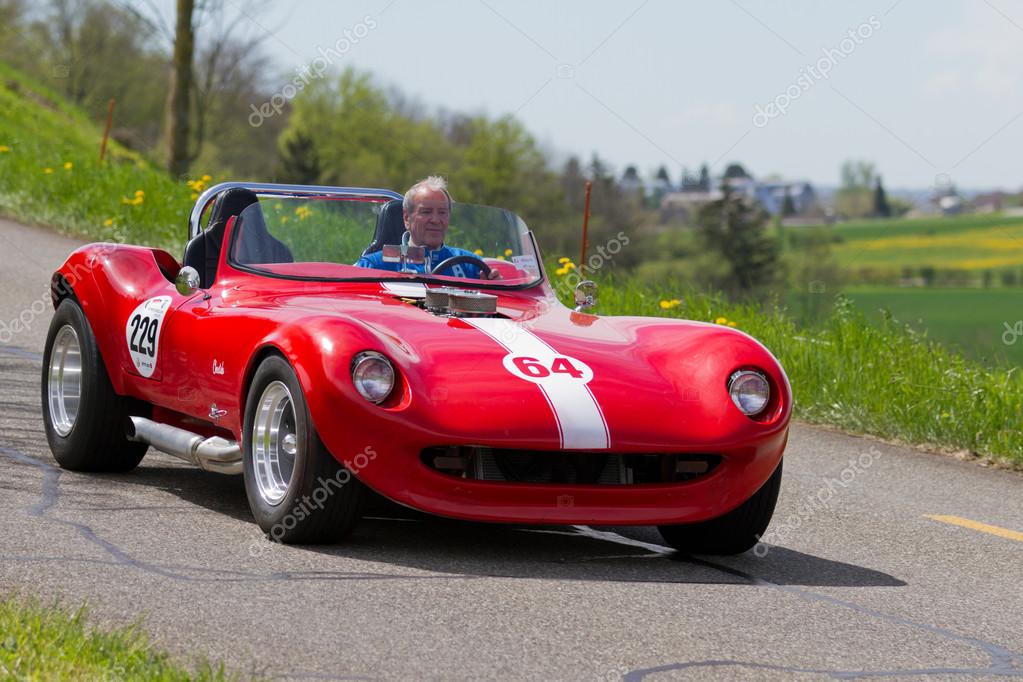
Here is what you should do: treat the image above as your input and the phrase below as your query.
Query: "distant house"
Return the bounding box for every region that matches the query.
[972,192,1006,214]
[660,170,817,224]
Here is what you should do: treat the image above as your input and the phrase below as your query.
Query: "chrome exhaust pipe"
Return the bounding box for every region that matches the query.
[127,416,243,475]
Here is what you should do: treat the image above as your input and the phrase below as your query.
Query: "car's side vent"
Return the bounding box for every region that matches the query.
[421,447,720,485]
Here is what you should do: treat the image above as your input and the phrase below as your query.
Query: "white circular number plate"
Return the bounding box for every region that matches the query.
[125,296,171,378]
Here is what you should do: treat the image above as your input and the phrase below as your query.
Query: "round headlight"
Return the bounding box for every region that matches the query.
[728,370,770,416]
[351,351,395,404]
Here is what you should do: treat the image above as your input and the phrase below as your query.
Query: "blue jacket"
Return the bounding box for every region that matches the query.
[356,244,483,279]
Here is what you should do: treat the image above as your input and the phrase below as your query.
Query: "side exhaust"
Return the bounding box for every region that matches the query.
[126,416,242,475]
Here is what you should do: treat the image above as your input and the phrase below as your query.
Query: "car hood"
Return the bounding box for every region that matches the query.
[266,286,791,451]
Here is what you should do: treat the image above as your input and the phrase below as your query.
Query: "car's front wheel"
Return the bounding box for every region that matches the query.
[41,298,149,472]
[242,354,363,543]
[657,459,782,555]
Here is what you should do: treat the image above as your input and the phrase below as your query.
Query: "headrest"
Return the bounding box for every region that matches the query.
[362,199,407,256]
[207,187,258,230]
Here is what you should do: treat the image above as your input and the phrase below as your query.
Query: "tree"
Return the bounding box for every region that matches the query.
[781,186,796,216]
[277,129,321,184]
[654,165,671,187]
[698,163,710,191]
[873,176,891,217]
[166,0,194,175]
[723,163,751,180]
[835,159,877,218]
[697,183,781,298]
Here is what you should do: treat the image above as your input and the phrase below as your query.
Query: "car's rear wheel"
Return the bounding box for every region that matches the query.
[242,354,362,543]
[41,298,149,472]
[658,459,782,555]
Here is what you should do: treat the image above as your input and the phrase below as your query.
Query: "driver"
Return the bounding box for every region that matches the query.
[356,176,501,279]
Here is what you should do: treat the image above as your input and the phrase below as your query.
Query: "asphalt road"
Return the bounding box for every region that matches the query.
[1,217,1022,680]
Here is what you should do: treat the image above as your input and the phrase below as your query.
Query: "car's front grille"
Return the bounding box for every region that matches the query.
[421,446,720,485]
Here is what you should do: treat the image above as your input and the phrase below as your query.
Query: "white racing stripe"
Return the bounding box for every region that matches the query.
[381,282,427,298]
[465,318,610,450]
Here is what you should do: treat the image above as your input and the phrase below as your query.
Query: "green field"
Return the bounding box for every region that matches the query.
[841,287,1023,367]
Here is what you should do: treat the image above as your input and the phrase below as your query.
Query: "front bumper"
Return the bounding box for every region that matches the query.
[329,428,788,526]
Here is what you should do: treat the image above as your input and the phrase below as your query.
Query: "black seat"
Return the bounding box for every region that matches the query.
[233,203,293,265]
[182,188,258,288]
[361,199,407,257]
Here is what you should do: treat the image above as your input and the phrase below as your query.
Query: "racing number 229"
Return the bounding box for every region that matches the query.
[511,356,584,379]
[128,314,159,357]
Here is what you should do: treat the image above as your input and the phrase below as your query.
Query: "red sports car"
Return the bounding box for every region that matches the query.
[41,182,791,554]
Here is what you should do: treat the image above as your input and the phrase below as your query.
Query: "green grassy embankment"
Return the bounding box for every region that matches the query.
[0,60,199,254]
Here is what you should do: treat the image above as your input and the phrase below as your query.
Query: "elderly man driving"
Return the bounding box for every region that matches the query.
[356,176,501,279]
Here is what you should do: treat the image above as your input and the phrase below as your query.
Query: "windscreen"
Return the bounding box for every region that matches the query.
[229,194,543,286]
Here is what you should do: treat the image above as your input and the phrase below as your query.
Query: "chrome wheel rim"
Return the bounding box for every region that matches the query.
[47,324,82,437]
[251,381,298,506]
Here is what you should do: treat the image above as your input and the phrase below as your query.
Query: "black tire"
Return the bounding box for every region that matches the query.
[242,354,363,544]
[658,459,783,555]
[41,298,149,472]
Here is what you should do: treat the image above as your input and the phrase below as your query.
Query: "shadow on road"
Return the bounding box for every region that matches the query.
[135,459,906,589]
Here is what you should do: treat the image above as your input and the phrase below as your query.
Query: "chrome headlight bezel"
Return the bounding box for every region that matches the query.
[351,351,396,404]
[728,370,771,417]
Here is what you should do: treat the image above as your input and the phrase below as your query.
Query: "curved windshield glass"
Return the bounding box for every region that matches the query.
[228,194,543,287]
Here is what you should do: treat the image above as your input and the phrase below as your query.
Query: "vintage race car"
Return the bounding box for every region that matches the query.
[41,182,791,554]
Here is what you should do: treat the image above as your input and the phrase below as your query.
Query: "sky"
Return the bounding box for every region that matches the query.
[157,0,1023,190]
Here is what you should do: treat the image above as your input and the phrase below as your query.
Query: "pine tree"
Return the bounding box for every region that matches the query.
[278,130,321,184]
[873,176,891,217]
[697,183,781,298]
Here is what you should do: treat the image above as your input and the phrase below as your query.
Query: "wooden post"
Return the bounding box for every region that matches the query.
[99,98,115,163]
[579,181,592,275]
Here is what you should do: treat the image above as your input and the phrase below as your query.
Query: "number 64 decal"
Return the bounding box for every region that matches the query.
[502,354,594,384]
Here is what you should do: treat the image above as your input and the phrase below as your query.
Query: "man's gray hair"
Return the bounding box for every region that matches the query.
[403,175,452,213]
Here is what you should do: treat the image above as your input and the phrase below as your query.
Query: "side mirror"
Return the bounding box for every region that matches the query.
[573,280,597,312]
[175,266,201,296]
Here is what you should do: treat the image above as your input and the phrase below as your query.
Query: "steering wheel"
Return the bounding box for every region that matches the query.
[432,254,493,279]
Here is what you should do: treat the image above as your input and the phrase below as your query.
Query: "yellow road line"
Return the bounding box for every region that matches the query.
[925,515,1023,543]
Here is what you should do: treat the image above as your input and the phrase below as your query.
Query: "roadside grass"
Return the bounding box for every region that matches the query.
[0,60,197,254]
[0,597,229,680]
[554,268,1023,467]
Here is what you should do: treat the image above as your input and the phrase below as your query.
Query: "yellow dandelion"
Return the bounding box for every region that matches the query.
[659,299,681,310]
[134,189,144,197]
[295,205,312,220]
[103,218,114,226]
[558,257,571,264]
[565,262,576,270]
[555,267,569,276]
[0,145,10,153]
[727,321,737,327]
[281,215,290,223]
[473,248,484,256]
[504,248,513,257]
[43,167,54,174]
[201,174,212,182]
[63,161,73,170]
[497,255,506,260]
[714,317,728,325]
